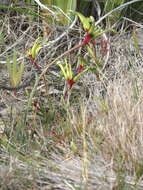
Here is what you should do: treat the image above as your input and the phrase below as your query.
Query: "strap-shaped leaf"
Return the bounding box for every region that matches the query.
[73,67,89,81]
[6,52,24,87]
[57,61,68,79]
[73,11,91,30]
[31,38,42,59]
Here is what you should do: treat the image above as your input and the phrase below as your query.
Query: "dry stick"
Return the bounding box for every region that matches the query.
[123,17,143,28]
[34,0,55,15]
[95,0,142,27]
[29,56,48,94]
[0,27,31,58]
[43,16,77,48]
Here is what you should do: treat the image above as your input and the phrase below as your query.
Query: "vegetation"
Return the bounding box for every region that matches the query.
[0,0,143,189]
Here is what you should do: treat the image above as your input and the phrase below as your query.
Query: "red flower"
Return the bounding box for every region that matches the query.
[80,32,92,47]
[29,55,41,72]
[76,65,85,74]
[67,79,75,89]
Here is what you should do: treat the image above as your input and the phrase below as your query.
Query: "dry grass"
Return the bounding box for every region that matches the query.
[0,8,143,190]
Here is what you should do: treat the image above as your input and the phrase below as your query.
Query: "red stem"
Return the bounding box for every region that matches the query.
[61,32,92,57]
[29,55,41,72]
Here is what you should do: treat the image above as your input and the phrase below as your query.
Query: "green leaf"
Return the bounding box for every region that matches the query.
[57,60,73,80]
[43,0,76,25]
[65,60,73,80]
[6,52,24,87]
[57,61,68,79]
[6,57,11,77]
[87,45,96,58]
[78,57,87,66]
[16,62,25,85]
[12,51,17,77]
[73,67,89,81]
[73,11,91,30]
[30,37,42,59]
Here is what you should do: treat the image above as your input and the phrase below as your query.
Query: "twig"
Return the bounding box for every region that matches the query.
[43,16,77,48]
[34,0,55,15]
[95,0,142,27]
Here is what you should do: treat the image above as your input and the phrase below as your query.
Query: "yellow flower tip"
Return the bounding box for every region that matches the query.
[26,49,32,56]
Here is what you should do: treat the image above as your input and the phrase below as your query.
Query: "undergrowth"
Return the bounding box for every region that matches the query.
[0,1,143,190]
